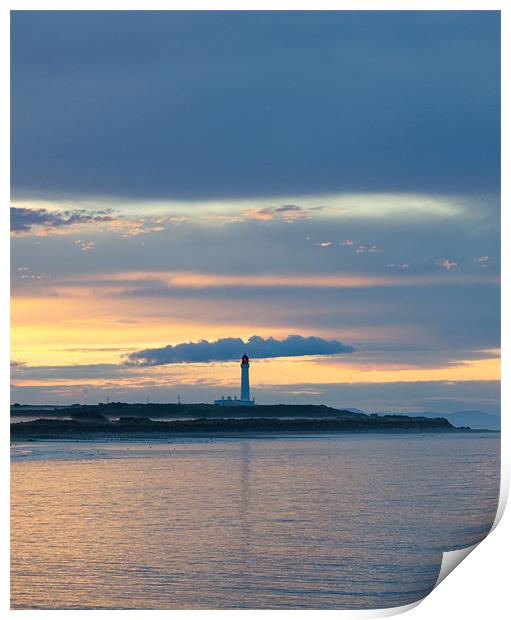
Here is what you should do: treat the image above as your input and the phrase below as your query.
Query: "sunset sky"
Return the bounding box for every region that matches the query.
[10,11,500,412]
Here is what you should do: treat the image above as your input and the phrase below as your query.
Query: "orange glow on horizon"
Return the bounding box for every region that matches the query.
[11,273,500,393]
[11,355,500,390]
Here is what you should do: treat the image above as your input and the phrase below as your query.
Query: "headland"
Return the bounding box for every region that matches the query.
[10,402,477,441]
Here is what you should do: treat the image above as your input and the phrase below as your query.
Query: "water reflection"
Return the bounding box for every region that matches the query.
[11,434,499,609]
[239,441,251,574]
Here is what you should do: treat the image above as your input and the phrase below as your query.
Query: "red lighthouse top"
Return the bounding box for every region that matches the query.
[241,354,249,364]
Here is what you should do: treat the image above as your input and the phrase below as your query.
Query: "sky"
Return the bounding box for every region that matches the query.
[10,10,501,413]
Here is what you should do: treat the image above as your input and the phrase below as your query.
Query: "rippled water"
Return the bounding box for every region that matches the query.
[11,433,500,609]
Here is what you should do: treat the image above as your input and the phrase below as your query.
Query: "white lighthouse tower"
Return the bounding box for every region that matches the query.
[240,353,250,402]
[214,353,256,407]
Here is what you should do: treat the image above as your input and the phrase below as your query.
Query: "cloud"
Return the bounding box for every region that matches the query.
[386,262,410,270]
[475,256,491,268]
[242,204,316,221]
[10,360,27,369]
[10,206,174,237]
[355,244,378,254]
[11,207,113,234]
[11,12,499,200]
[74,239,96,252]
[20,273,45,280]
[105,216,170,236]
[127,334,355,366]
[436,258,458,271]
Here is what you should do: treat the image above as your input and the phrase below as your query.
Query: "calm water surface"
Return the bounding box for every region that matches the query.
[11,433,499,609]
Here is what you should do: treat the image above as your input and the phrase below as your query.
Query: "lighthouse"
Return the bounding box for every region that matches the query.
[214,354,256,407]
[240,353,250,402]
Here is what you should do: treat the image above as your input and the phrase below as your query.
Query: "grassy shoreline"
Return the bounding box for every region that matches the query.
[10,412,472,441]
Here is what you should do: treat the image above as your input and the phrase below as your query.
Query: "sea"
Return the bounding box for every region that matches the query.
[11,432,500,610]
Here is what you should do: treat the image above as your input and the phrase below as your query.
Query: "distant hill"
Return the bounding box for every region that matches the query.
[378,410,500,430]
[11,412,457,439]
[11,402,361,420]
[10,403,500,430]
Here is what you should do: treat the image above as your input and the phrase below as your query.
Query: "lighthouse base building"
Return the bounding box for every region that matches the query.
[214,354,256,407]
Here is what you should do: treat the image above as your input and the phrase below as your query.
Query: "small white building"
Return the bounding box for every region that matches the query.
[214,353,256,407]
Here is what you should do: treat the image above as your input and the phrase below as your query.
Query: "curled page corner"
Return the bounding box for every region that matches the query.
[373,538,489,618]
[339,472,508,619]
[434,461,508,590]
[434,542,479,588]
[374,599,424,618]
[341,598,424,619]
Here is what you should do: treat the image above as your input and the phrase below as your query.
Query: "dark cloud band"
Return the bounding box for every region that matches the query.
[11,11,500,200]
[11,207,113,233]
[127,335,354,366]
